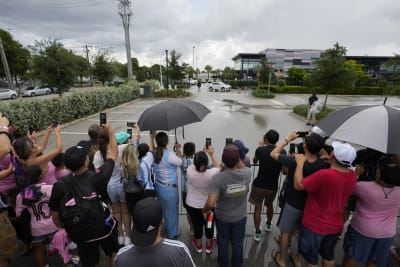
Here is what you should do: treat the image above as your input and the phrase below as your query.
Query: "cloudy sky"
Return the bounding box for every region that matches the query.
[1,0,399,70]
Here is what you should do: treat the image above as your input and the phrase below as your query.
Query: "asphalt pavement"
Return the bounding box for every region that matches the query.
[8,86,400,266]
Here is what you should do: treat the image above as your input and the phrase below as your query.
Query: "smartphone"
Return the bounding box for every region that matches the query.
[127,128,132,137]
[29,127,34,135]
[150,130,154,135]
[206,138,212,149]
[290,143,296,154]
[52,119,58,128]
[225,138,233,146]
[127,121,136,128]
[100,113,107,125]
[297,131,308,138]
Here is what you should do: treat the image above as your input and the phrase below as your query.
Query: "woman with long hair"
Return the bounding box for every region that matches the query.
[151,131,183,239]
[186,146,220,254]
[343,154,400,267]
[93,127,131,246]
[137,142,155,197]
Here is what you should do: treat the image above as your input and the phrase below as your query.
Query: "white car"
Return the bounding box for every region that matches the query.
[19,86,51,97]
[0,88,18,100]
[208,82,231,92]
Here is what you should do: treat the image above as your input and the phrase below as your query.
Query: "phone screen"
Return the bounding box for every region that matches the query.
[297,131,308,138]
[127,128,133,136]
[206,138,212,148]
[290,143,296,154]
[52,119,58,128]
[127,121,135,128]
[225,138,233,146]
[100,113,107,125]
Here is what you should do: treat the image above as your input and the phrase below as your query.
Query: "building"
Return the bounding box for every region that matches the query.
[231,53,266,80]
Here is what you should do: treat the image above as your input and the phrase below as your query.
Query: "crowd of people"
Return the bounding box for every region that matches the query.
[0,111,400,267]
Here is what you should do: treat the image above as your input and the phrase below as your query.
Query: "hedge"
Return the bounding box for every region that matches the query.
[0,81,140,138]
[293,104,335,120]
[252,89,276,98]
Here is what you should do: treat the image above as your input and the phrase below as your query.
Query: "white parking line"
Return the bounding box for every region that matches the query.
[271,100,284,106]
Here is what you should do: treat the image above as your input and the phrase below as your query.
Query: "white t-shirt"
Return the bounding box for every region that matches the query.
[93,144,128,186]
[186,165,219,209]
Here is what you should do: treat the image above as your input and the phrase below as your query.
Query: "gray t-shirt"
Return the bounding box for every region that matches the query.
[209,167,252,223]
[115,239,195,267]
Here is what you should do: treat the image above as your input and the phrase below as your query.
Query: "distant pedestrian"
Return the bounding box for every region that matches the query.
[306,92,321,126]
[114,197,195,267]
[203,145,251,267]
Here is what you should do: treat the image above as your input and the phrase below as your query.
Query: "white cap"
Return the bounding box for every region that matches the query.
[332,141,356,166]
[311,126,327,138]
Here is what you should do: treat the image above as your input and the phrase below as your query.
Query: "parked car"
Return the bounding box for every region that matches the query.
[0,88,18,100]
[19,86,51,97]
[208,81,231,92]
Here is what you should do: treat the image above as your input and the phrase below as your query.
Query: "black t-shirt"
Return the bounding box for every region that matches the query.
[308,95,318,106]
[278,155,328,210]
[49,159,115,212]
[253,145,286,190]
[77,139,99,171]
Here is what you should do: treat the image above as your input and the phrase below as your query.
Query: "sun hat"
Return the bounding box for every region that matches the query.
[131,197,163,247]
[332,141,356,166]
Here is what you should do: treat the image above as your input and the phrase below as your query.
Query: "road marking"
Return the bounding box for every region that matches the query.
[271,100,284,106]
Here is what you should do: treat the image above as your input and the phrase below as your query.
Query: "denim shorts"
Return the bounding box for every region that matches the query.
[298,225,340,265]
[107,182,125,203]
[32,231,56,243]
[343,225,393,267]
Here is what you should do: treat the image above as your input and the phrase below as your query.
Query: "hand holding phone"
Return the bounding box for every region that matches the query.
[127,121,136,128]
[52,119,58,128]
[206,138,212,149]
[297,131,308,138]
[100,113,107,125]
[290,143,296,154]
[225,138,233,146]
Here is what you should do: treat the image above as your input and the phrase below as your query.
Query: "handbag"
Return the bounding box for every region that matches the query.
[123,174,144,194]
[0,212,20,258]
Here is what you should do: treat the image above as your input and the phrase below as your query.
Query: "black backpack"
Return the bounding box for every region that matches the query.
[58,176,107,243]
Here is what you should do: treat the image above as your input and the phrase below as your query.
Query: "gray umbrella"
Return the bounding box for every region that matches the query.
[137,99,211,132]
[316,104,400,154]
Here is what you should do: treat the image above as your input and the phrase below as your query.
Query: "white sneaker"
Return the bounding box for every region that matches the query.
[253,230,261,241]
[265,222,272,232]
[118,236,125,245]
[124,237,132,246]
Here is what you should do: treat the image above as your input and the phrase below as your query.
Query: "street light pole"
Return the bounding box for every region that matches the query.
[165,49,169,97]
[192,45,195,79]
[0,36,15,90]
[118,0,133,80]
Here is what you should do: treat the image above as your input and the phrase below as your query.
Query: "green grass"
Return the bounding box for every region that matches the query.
[293,104,335,120]
[252,89,276,98]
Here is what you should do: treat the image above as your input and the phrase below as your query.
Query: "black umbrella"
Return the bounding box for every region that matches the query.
[137,99,211,133]
[316,104,400,154]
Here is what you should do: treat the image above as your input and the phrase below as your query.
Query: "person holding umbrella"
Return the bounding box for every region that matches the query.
[151,132,183,239]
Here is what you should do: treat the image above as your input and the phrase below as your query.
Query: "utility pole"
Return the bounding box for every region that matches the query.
[0,36,15,90]
[165,49,169,97]
[85,44,93,86]
[118,0,133,80]
[159,54,163,89]
[192,45,195,79]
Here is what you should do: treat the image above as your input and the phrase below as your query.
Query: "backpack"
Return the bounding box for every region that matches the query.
[58,176,107,243]
[21,185,43,206]
[122,173,146,212]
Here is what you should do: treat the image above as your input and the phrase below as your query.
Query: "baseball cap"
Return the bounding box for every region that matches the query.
[115,132,130,144]
[332,141,356,166]
[131,197,163,247]
[64,145,89,171]
[311,126,327,138]
[233,140,249,160]
[222,145,240,168]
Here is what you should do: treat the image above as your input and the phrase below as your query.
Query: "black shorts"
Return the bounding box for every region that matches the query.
[181,191,189,209]
[76,225,119,267]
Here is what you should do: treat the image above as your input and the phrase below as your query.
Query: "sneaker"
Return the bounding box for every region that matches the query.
[118,236,125,245]
[192,238,202,253]
[205,238,215,254]
[124,237,132,246]
[306,122,311,126]
[253,230,262,241]
[265,222,272,232]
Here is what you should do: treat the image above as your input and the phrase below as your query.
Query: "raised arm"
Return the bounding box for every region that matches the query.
[206,145,220,170]
[294,154,306,190]
[105,123,118,161]
[271,130,298,160]
[30,125,63,165]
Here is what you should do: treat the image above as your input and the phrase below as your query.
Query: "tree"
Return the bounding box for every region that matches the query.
[169,50,185,86]
[344,60,371,87]
[73,54,90,87]
[309,42,352,92]
[204,65,212,81]
[287,67,307,85]
[221,66,237,81]
[92,52,114,85]
[257,57,273,84]
[30,39,76,94]
[383,54,400,84]
[0,29,30,88]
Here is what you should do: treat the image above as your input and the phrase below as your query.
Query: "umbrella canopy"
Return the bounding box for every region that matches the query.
[137,99,211,131]
[316,105,400,154]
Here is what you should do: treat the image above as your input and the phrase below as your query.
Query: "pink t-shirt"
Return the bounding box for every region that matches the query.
[0,154,17,193]
[16,184,58,237]
[42,162,57,185]
[186,165,220,209]
[302,168,356,235]
[350,181,400,238]
[54,168,71,180]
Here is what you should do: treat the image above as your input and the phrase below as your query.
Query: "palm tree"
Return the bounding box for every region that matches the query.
[204,65,212,81]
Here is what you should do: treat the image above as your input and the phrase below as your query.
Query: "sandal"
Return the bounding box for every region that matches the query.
[271,249,285,267]
[288,251,302,267]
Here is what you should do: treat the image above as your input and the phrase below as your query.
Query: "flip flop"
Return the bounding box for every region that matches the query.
[288,251,302,267]
[271,249,284,267]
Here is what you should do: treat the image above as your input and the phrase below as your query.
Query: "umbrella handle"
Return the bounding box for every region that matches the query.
[182,126,185,139]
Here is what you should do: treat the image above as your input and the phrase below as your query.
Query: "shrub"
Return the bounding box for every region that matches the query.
[252,89,276,98]
[293,104,335,120]
[0,82,140,137]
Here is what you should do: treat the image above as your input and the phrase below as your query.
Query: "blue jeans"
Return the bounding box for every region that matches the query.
[216,217,247,267]
[155,184,179,237]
